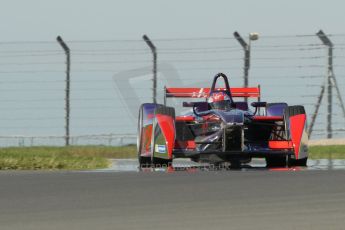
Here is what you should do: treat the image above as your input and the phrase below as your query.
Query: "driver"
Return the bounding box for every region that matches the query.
[207,92,232,110]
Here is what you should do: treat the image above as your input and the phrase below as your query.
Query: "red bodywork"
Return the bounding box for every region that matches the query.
[155,114,175,159]
[176,116,195,122]
[175,140,196,149]
[161,85,307,161]
[141,124,152,156]
[166,87,260,98]
[269,141,293,149]
[252,116,283,121]
[289,114,307,159]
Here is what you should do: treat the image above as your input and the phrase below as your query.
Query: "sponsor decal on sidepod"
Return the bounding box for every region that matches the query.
[155,145,166,154]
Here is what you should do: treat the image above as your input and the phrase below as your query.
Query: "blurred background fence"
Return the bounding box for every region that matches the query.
[0,31,345,146]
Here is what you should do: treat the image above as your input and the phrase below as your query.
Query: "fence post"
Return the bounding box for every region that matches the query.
[316,30,333,139]
[234,32,249,90]
[56,36,71,146]
[308,85,325,138]
[143,35,157,104]
[233,32,259,103]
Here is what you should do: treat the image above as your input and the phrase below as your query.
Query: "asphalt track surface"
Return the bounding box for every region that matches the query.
[1,164,345,230]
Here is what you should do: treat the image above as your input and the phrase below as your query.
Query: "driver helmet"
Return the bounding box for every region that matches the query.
[207,92,232,110]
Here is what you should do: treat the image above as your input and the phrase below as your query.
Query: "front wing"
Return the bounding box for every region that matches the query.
[172,149,294,159]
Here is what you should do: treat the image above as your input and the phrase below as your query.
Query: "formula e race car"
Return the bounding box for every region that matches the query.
[137,73,308,168]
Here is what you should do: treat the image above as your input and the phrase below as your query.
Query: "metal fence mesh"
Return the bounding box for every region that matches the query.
[0,32,344,146]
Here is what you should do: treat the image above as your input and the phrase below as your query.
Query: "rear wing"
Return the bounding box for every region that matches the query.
[164,86,260,104]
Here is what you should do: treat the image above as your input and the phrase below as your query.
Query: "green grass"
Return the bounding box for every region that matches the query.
[309,145,345,159]
[120,144,345,159]
[0,144,344,170]
[0,145,138,170]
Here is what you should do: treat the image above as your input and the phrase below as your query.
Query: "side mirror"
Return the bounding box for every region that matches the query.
[233,102,249,111]
[251,102,267,108]
[251,102,267,116]
[183,102,195,107]
[192,102,211,117]
[182,102,209,116]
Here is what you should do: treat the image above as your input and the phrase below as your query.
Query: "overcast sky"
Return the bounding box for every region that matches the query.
[1,0,344,41]
[0,0,344,141]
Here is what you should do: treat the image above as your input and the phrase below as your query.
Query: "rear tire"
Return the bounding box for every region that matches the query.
[154,105,175,119]
[266,103,288,116]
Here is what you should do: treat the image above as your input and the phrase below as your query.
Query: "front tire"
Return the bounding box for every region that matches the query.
[288,157,307,167]
[152,157,172,168]
[266,156,287,168]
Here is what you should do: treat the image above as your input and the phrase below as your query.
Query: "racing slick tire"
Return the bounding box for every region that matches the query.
[152,158,172,168]
[265,156,287,168]
[151,105,175,168]
[137,104,152,168]
[285,105,308,167]
[288,157,308,167]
